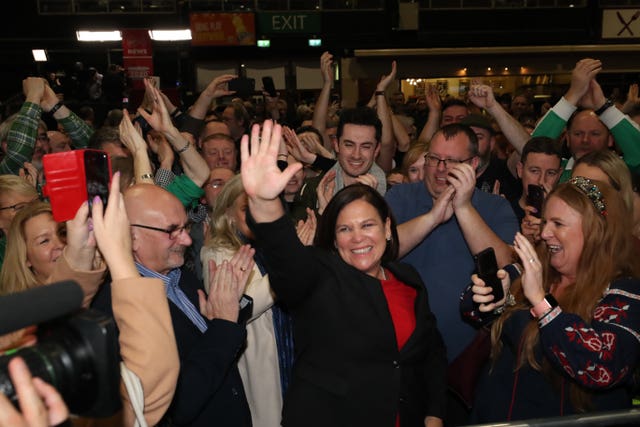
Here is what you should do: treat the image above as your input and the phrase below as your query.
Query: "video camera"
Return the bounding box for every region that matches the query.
[0,281,121,417]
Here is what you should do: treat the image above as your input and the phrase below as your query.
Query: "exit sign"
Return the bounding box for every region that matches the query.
[257,12,321,34]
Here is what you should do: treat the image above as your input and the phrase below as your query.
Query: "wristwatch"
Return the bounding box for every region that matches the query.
[594,98,613,116]
[530,293,558,318]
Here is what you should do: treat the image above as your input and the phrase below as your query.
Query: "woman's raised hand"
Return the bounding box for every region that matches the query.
[241,120,302,203]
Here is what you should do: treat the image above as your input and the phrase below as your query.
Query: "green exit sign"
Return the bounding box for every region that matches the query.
[257,12,321,34]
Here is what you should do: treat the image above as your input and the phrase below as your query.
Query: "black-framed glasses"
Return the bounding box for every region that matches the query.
[130,222,192,240]
[424,153,475,169]
[0,198,39,212]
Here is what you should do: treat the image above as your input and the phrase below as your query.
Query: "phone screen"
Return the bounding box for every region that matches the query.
[84,151,111,209]
[473,247,504,301]
[228,77,255,99]
[526,185,545,218]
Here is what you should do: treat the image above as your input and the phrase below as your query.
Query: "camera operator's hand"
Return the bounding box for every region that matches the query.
[0,357,69,427]
[92,173,139,281]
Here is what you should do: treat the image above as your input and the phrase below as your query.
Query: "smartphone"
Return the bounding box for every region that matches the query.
[262,76,277,97]
[228,77,255,99]
[526,184,545,218]
[473,247,504,302]
[84,150,111,210]
[42,149,112,222]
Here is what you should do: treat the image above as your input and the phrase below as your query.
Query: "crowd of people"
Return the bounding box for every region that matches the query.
[0,52,639,427]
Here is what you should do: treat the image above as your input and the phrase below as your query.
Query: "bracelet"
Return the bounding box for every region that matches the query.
[374,91,385,97]
[139,173,154,180]
[530,293,558,318]
[49,101,64,115]
[538,305,562,328]
[176,140,191,154]
[277,154,288,159]
[594,98,613,116]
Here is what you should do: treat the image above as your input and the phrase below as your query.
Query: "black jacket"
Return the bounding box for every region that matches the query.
[249,213,447,427]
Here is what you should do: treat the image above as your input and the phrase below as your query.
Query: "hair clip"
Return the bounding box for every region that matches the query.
[569,176,607,216]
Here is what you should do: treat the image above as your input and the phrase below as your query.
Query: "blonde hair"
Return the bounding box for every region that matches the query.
[573,150,634,214]
[204,175,246,251]
[0,202,56,296]
[491,179,639,411]
[401,142,428,179]
[0,174,39,201]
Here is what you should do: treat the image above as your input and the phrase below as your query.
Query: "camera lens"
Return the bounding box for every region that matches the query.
[0,327,98,413]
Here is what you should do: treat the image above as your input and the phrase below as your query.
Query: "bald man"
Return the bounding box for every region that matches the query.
[93,184,251,427]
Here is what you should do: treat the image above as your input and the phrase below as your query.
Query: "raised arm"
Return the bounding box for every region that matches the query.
[91,174,179,426]
[138,81,209,186]
[118,110,154,184]
[416,84,442,144]
[40,84,93,149]
[374,61,397,173]
[0,78,44,175]
[468,83,530,155]
[188,74,236,120]
[312,52,334,148]
[242,121,302,223]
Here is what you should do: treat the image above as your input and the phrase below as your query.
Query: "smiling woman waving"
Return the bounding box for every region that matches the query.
[240,120,447,427]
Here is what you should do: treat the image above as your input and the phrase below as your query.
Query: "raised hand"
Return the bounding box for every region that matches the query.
[22,77,45,105]
[320,51,334,85]
[579,79,607,111]
[119,110,147,154]
[19,162,38,188]
[91,173,139,280]
[65,200,97,271]
[241,120,302,202]
[376,60,397,92]
[424,84,441,112]
[565,58,602,106]
[316,169,336,215]
[283,126,316,164]
[512,232,544,305]
[296,208,317,246]
[137,79,175,135]
[203,74,236,99]
[468,83,496,110]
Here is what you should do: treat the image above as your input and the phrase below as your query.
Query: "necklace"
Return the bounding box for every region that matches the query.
[380,266,387,280]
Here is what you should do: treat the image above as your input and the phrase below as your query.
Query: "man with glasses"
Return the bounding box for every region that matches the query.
[386,123,518,366]
[92,183,252,427]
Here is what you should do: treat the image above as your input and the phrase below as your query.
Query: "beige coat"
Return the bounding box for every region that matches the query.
[201,245,282,427]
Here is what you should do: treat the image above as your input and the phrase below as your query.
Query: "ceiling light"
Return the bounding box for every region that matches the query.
[149,29,192,41]
[32,49,47,62]
[76,31,122,42]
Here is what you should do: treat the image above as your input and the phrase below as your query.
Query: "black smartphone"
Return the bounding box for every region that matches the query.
[228,77,255,99]
[526,184,545,218]
[262,76,277,97]
[84,150,111,210]
[473,247,504,302]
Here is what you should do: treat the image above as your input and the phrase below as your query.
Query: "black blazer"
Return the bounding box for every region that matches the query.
[92,270,251,427]
[250,214,447,427]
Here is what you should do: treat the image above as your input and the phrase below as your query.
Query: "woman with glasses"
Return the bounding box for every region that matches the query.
[0,174,39,270]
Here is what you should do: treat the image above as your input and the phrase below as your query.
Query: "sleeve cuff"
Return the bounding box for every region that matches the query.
[599,106,626,129]
[553,97,578,121]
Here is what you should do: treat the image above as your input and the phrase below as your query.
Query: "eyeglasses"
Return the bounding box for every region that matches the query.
[0,198,39,212]
[130,222,192,240]
[424,153,475,169]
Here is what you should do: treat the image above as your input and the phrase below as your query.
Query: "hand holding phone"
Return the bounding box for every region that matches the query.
[473,247,504,302]
[526,184,545,218]
[228,77,255,99]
